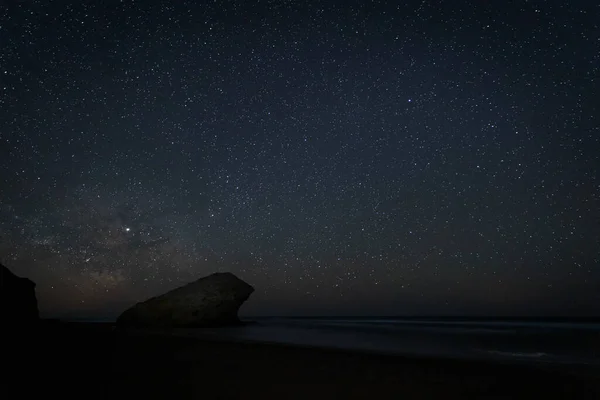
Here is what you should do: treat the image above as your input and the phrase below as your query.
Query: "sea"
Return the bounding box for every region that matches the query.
[75,316,600,367]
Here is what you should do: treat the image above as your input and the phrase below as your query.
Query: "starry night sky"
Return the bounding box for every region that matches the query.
[1,0,598,319]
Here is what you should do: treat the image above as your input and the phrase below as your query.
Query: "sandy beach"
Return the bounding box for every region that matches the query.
[4,320,599,399]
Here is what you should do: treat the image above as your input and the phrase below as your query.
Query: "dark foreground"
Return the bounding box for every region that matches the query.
[6,321,599,399]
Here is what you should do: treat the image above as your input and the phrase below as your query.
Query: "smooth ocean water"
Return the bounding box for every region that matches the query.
[178,317,600,366]
[75,316,599,366]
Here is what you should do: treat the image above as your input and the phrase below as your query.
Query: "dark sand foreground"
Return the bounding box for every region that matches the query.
[6,321,599,399]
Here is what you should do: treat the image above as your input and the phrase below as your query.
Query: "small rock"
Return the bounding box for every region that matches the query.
[0,263,39,323]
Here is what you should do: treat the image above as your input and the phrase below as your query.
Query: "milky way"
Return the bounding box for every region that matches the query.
[1,0,598,318]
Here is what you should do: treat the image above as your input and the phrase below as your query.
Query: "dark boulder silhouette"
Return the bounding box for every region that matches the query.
[116,272,254,328]
[1,263,39,323]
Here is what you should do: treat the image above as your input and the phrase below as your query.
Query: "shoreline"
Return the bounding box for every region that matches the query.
[6,320,600,399]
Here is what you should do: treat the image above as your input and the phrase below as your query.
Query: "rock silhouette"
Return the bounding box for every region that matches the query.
[117,272,254,328]
[0,263,39,323]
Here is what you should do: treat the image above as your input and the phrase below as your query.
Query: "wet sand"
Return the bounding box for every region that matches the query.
[5,321,599,399]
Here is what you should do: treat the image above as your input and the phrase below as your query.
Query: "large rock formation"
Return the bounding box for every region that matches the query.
[0,263,39,323]
[117,272,254,328]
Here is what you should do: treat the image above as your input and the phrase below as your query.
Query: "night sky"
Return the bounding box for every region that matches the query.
[1,0,598,319]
